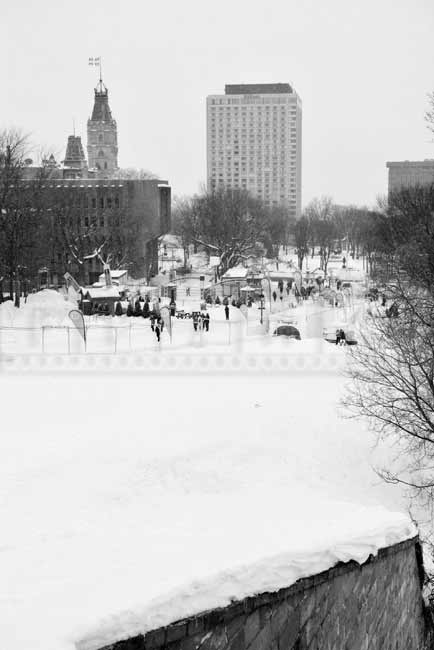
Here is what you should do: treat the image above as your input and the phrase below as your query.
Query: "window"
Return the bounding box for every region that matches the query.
[100,197,104,209]
[107,197,112,209]
[92,198,96,209]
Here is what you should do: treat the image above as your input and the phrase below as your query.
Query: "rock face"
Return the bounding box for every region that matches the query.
[93,537,431,650]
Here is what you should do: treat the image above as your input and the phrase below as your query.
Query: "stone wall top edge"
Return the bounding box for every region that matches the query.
[97,536,420,650]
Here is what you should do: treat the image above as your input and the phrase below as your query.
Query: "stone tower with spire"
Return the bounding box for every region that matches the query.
[87,78,118,178]
[62,135,88,179]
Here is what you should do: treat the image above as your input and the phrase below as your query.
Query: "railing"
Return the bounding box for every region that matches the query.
[0,318,248,355]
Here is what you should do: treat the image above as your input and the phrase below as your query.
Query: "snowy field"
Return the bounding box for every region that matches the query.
[1,255,412,650]
[0,369,414,650]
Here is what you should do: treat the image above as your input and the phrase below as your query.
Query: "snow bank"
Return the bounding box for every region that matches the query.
[0,373,414,650]
[0,290,77,328]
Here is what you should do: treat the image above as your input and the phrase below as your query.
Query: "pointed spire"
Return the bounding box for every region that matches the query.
[91,82,113,121]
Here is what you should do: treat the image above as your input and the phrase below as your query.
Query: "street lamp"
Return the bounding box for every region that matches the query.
[259,293,265,324]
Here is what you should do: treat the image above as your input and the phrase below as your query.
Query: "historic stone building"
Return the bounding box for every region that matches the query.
[62,135,88,179]
[87,79,119,178]
[23,75,171,286]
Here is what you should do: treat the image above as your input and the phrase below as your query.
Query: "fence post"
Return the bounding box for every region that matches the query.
[41,326,45,353]
[114,327,118,354]
[67,327,71,354]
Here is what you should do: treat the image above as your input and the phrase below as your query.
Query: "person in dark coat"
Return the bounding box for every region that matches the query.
[193,312,199,331]
[335,329,341,345]
[155,323,161,342]
[272,290,277,302]
[150,313,156,331]
[204,313,210,331]
[225,305,229,320]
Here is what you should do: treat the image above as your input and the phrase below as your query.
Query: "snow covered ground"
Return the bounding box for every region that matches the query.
[1,254,413,650]
[0,369,415,650]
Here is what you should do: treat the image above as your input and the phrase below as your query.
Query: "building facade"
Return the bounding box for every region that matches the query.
[45,179,171,285]
[206,83,302,218]
[386,160,434,192]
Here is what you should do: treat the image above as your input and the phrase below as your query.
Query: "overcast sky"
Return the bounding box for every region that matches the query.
[1,0,434,207]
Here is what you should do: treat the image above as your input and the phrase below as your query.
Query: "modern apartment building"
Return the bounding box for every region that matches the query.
[386,160,434,192]
[206,83,302,218]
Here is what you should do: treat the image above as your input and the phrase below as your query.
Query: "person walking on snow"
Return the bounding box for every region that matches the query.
[186,286,191,296]
[225,305,229,320]
[155,323,161,342]
[204,312,210,331]
[272,290,277,302]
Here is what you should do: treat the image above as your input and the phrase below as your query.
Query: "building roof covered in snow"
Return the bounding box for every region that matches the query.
[84,286,120,299]
[222,266,248,280]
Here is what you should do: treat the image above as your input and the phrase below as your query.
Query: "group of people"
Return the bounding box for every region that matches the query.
[150,313,165,342]
[335,328,346,345]
[192,311,210,332]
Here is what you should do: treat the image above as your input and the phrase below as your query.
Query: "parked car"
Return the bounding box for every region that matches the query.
[273,325,301,340]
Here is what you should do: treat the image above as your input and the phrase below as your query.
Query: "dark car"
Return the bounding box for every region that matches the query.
[273,325,301,340]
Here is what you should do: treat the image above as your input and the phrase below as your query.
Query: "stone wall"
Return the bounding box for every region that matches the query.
[95,537,431,650]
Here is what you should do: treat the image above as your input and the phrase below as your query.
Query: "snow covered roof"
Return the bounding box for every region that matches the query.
[84,287,120,299]
[159,233,181,247]
[222,266,248,279]
[269,270,296,280]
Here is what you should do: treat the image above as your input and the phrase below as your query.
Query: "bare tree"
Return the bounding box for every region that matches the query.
[292,215,311,269]
[425,90,434,137]
[112,167,159,180]
[171,196,200,266]
[344,279,434,502]
[180,187,268,277]
[0,129,52,304]
[304,196,334,259]
[48,185,141,284]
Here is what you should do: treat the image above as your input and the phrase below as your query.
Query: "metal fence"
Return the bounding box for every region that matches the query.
[0,317,259,355]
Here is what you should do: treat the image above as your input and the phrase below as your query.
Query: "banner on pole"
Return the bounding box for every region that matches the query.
[69,309,86,342]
